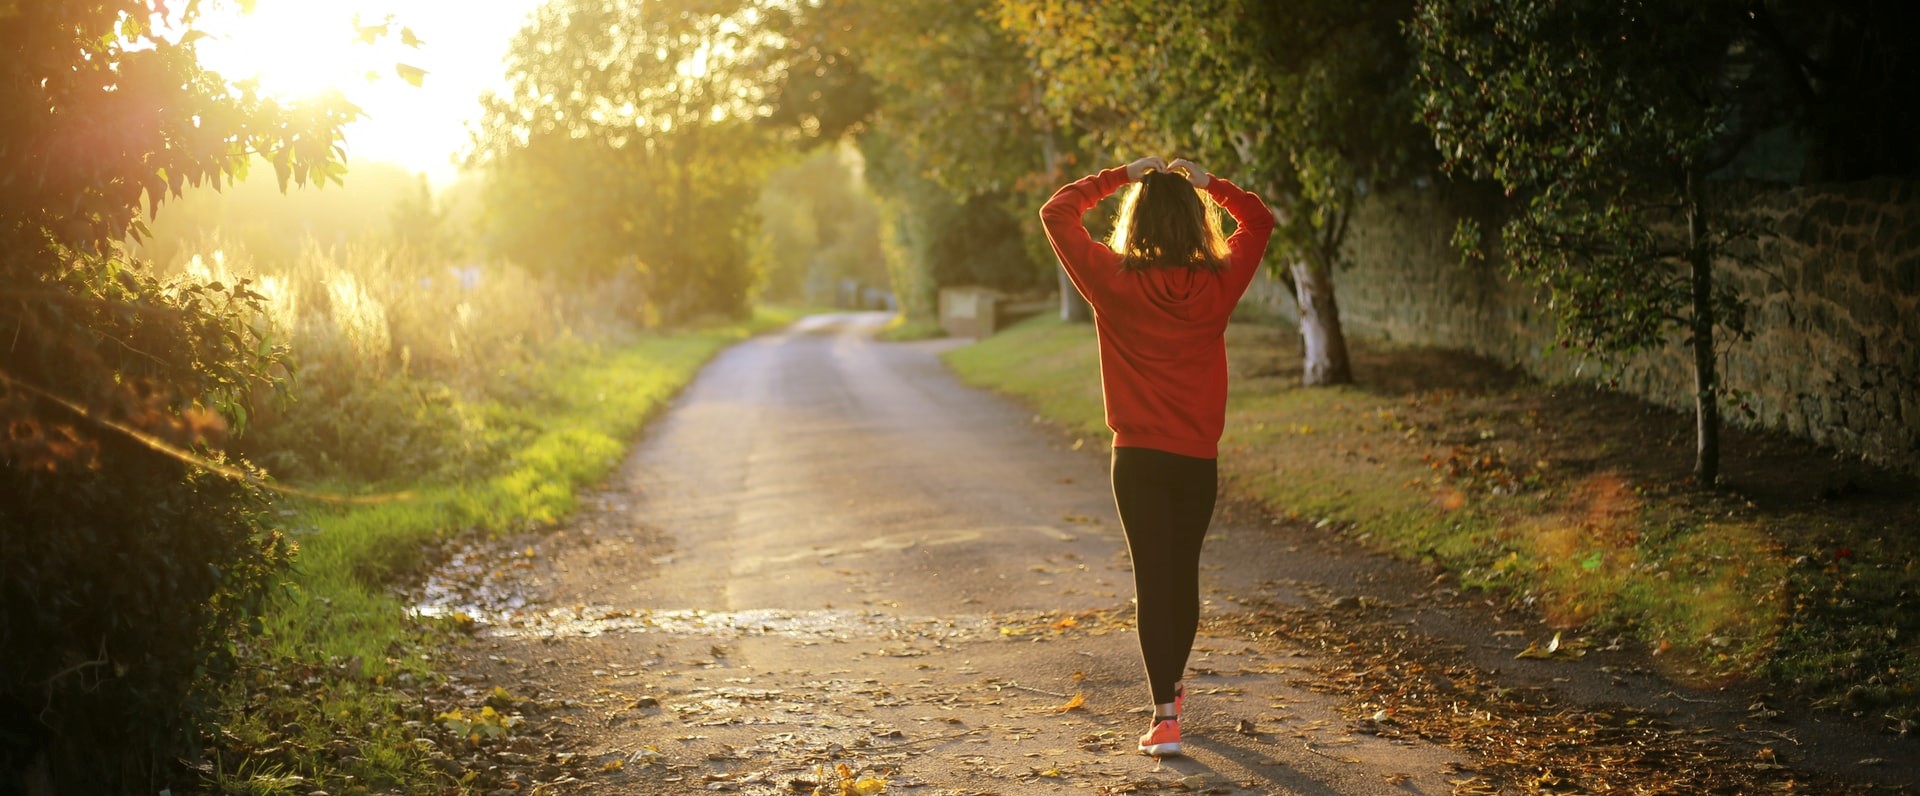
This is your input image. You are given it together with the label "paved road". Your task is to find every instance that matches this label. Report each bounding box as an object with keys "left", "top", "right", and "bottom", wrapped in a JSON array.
[
  {"left": 449, "top": 312, "right": 1468, "bottom": 795},
  {"left": 439, "top": 311, "right": 1919, "bottom": 794}
]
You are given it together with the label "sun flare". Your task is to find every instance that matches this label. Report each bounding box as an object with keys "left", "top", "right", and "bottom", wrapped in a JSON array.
[
  {"left": 189, "top": 0, "right": 545, "bottom": 185},
  {"left": 196, "top": 2, "right": 376, "bottom": 102}
]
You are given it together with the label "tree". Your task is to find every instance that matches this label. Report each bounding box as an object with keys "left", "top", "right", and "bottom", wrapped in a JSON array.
[
  {"left": 766, "top": 0, "right": 1091, "bottom": 321},
  {"left": 753, "top": 145, "right": 889, "bottom": 306},
  {"left": 849, "top": 0, "right": 1074, "bottom": 315},
  {"left": 998, "top": 0, "right": 1428, "bottom": 385},
  {"left": 472, "top": 0, "right": 778, "bottom": 322},
  {"left": 1409, "top": 0, "right": 1814, "bottom": 483},
  {"left": 136, "top": 159, "right": 433, "bottom": 268},
  {"left": 2, "top": 1, "right": 352, "bottom": 789}
]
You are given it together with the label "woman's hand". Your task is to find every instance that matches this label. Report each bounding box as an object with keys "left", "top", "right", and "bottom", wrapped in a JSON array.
[
  {"left": 1169, "top": 159, "right": 1210, "bottom": 188},
  {"left": 1126, "top": 156, "right": 1168, "bottom": 181}
]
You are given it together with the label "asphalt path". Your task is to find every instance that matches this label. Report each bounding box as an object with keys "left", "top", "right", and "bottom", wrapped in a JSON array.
[
  {"left": 448, "top": 312, "right": 1473, "bottom": 794},
  {"left": 439, "top": 311, "right": 1916, "bottom": 795}
]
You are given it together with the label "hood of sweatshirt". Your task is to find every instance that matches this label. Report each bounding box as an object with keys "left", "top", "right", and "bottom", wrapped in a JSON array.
[{"left": 1132, "top": 265, "right": 1220, "bottom": 324}]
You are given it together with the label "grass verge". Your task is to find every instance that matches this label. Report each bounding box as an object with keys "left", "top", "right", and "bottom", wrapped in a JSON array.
[
  {"left": 873, "top": 313, "right": 947, "bottom": 342},
  {"left": 204, "top": 308, "right": 804, "bottom": 795},
  {"left": 944, "top": 315, "right": 1920, "bottom": 734}
]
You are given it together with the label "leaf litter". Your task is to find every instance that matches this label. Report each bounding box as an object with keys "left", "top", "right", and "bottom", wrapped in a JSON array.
[
  {"left": 1204, "top": 585, "right": 1881, "bottom": 794},
  {"left": 418, "top": 494, "right": 1902, "bottom": 795}
]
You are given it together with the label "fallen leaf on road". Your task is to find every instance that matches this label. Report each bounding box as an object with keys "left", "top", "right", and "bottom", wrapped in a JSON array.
[
  {"left": 1057, "top": 693, "right": 1086, "bottom": 712},
  {"left": 1515, "top": 631, "right": 1587, "bottom": 660},
  {"left": 813, "top": 763, "right": 887, "bottom": 796}
]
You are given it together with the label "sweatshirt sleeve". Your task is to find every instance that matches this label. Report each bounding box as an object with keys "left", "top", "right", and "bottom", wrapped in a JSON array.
[
  {"left": 1040, "top": 167, "right": 1132, "bottom": 307},
  {"left": 1204, "top": 176, "right": 1276, "bottom": 301}
]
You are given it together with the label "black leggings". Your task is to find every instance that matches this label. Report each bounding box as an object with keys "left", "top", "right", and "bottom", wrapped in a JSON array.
[{"left": 1111, "top": 446, "right": 1218, "bottom": 705}]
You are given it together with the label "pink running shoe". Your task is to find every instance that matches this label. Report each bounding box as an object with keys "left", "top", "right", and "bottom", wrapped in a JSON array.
[{"left": 1137, "top": 718, "right": 1182, "bottom": 756}]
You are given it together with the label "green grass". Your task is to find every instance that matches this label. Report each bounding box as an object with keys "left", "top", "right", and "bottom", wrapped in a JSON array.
[
  {"left": 212, "top": 307, "right": 805, "bottom": 793},
  {"left": 873, "top": 313, "right": 948, "bottom": 342},
  {"left": 945, "top": 315, "right": 1918, "bottom": 725},
  {"left": 943, "top": 318, "right": 1101, "bottom": 433}
]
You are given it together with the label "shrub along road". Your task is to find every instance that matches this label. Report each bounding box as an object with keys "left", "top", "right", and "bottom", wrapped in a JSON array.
[{"left": 431, "top": 312, "right": 1913, "bottom": 795}]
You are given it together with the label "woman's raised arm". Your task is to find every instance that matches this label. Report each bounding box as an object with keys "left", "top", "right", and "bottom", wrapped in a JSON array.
[{"left": 1039, "top": 157, "right": 1163, "bottom": 305}]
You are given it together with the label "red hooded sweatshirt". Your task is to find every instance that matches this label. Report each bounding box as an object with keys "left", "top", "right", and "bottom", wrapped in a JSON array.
[{"left": 1039, "top": 167, "right": 1274, "bottom": 459}]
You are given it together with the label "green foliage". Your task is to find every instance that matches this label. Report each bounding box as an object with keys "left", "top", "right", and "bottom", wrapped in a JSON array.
[
  {"left": 767, "top": 0, "right": 1075, "bottom": 316},
  {"left": 844, "top": 0, "right": 1050, "bottom": 199},
  {"left": 0, "top": 3, "right": 354, "bottom": 789},
  {"left": 943, "top": 316, "right": 1104, "bottom": 433},
  {"left": 1411, "top": 0, "right": 1743, "bottom": 352},
  {"left": 0, "top": 3, "right": 356, "bottom": 258},
  {"left": 995, "top": 0, "right": 1421, "bottom": 379},
  {"left": 472, "top": 0, "right": 780, "bottom": 323},
  {"left": 208, "top": 312, "right": 791, "bottom": 793},
  {"left": 754, "top": 145, "right": 890, "bottom": 306},
  {"left": 135, "top": 160, "right": 442, "bottom": 269},
  {"left": 249, "top": 378, "right": 521, "bottom": 485},
  {"left": 997, "top": 0, "right": 1426, "bottom": 268},
  {"left": 857, "top": 128, "right": 1048, "bottom": 306},
  {"left": 1, "top": 445, "right": 294, "bottom": 792},
  {"left": 153, "top": 238, "right": 591, "bottom": 486},
  {"left": 758, "top": 0, "right": 880, "bottom": 146},
  {"left": 1407, "top": 0, "right": 1806, "bottom": 479},
  {"left": 874, "top": 314, "right": 947, "bottom": 342}
]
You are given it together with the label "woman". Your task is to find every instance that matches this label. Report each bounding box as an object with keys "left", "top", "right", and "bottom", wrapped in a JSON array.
[{"left": 1039, "top": 156, "right": 1274, "bottom": 756}]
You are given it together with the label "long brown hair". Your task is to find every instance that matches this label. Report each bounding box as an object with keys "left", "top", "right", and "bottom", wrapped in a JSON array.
[{"left": 1107, "top": 170, "right": 1229, "bottom": 271}]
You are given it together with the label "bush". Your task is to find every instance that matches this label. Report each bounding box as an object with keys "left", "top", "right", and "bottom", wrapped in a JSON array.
[
  {"left": 167, "top": 240, "right": 613, "bottom": 486},
  {"left": 244, "top": 378, "right": 525, "bottom": 485},
  {"left": 1, "top": 440, "right": 291, "bottom": 793},
  {"left": 0, "top": 243, "right": 299, "bottom": 794}
]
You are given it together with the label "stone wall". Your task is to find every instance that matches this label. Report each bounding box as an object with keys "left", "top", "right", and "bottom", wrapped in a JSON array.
[{"left": 1247, "top": 180, "right": 1920, "bottom": 471}]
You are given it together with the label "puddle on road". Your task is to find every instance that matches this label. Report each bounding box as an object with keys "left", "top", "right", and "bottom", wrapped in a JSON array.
[
  {"left": 410, "top": 540, "right": 990, "bottom": 641},
  {"left": 410, "top": 525, "right": 1088, "bottom": 642},
  {"left": 468, "top": 605, "right": 992, "bottom": 641},
  {"left": 411, "top": 539, "right": 535, "bottom": 622}
]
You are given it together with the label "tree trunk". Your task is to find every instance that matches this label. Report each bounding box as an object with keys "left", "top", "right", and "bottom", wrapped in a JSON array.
[
  {"left": 1243, "top": 180, "right": 1353, "bottom": 387},
  {"left": 1290, "top": 254, "right": 1353, "bottom": 385},
  {"left": 1685, "top": 173, "right": 1720, "bottom": 485},
  {"left": 1059, "top": 269, "right": 1092, "bottom": 322},
  {"left": 1039, "top": 128, "right": 1092, "bottom": 323}
]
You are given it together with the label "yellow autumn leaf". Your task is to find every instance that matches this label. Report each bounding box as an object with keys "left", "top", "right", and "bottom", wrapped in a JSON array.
[
  {"left": 1514, "top": 641, "right": 1551, "bottom": 659},
  {"left": 849, "top": 775, "right": 888, "bottom": 795},
  {"left": 395, "top": 62, "right": 427, "bottom": 87},
  {"left": 1058, "top": 692, "right": 1086, "bottom": 712}
]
